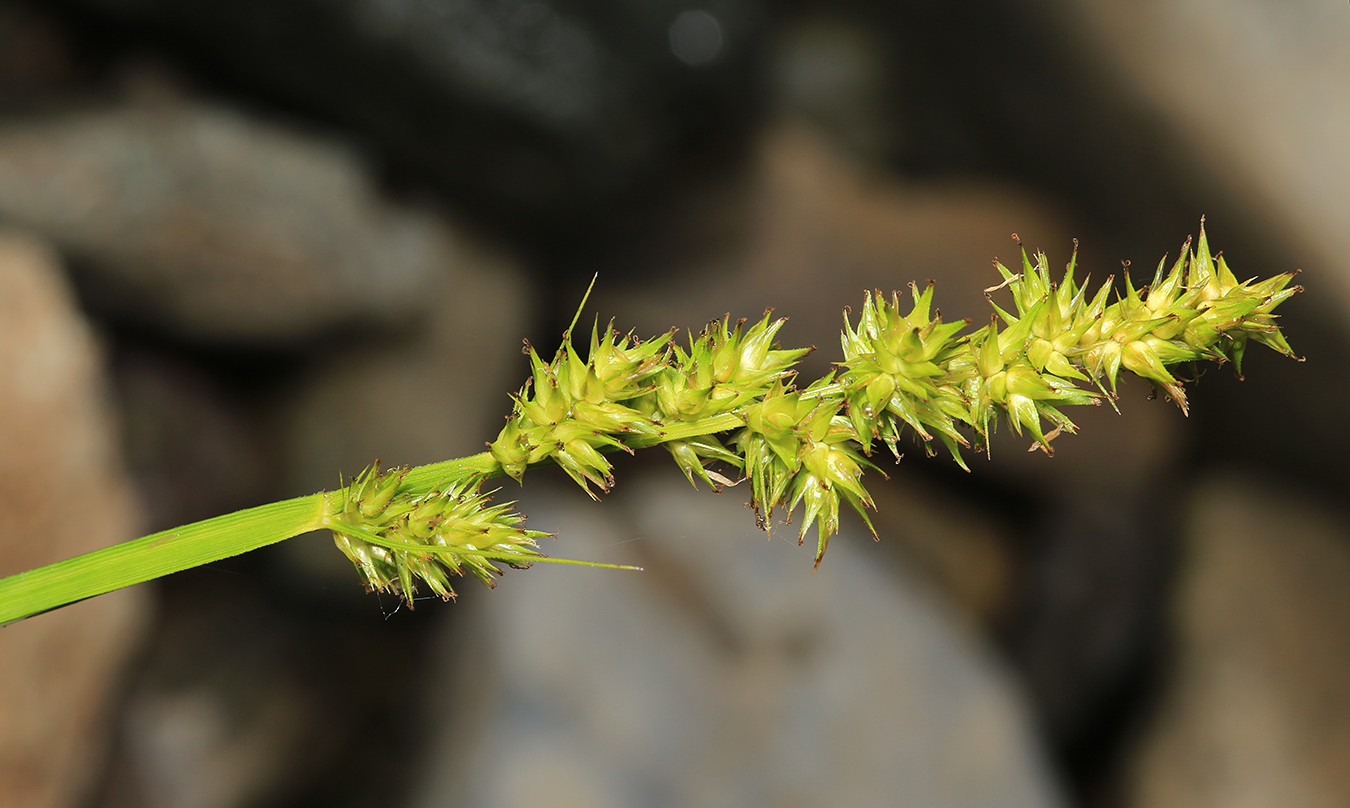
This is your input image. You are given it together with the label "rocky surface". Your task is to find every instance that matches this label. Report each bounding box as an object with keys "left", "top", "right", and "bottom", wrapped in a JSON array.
[
  {"left": 1124, "top": 471, "right": 1350, "bottom": 808},
  {"left": 41, "top": 0, "right": 762, "bottom": 236},
  {"left": 413, "top": 473, "right": 1067, "bottom": 808},
  {"left": 1050, "top": 0, "right": 1350, "bottom": 312},
  {"left": 0, "top": 93, "right": 451, "bottom": 342},
  {"left": 0, "top": 231, "right": 149, "bottom": 808}
]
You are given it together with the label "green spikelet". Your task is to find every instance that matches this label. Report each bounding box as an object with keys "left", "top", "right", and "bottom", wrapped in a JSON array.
[
  {"left": 649, "top": 312, "right": 810, "bottom": 489},
  {"left": 326, "top": 462, "right": 549, "bottom": 604},
  {"left": 458, "top": 222, "right": 1303, "bottom": 574},
  {"left": 838, "top": 282, "right": 972, "bottom": 467},
  {"left": 488, "top": 320, "right": 671, "bottom": 497},
  {"left": 1074, "top": 220, "right": 1302, "bottom": 410},
  {"left": 733, "top": 378, "right": 881, "bottom": 567},
  {"left": 485, "top": 220, "right": 1300, "bottom": 572}
]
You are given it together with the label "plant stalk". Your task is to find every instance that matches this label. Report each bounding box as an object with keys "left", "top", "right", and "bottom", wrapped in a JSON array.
[
  {"left": 0, "top": 494, "right": 327, "bottom": 626},
  {"left": 0, "top": 413, "right": 748, "bottom": 626}
]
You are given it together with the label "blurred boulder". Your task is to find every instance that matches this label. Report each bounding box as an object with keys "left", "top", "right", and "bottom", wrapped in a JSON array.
[
  {"left": 1050, "top": 0, "right": 1350, "bottom": 313},
  {"left": 282, "top": 228, "right": 530, "bottom": 491},
  {"left": 0, "top": 230, "right": 149, "bottom": 808},
  {"left": 413, "top": 473, "right": 1067, "bottom": 808},
  {"left": 43, "top": 0, "right": 762, "bottom": 239},
  {"left": 1124, "top": 471, "right": 1350, "bottom": 808},
  {"left": 0, "top": 91, "right": 451, "bottom": 342}
]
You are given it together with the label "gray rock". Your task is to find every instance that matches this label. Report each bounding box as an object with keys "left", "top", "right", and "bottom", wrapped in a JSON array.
[
  {"left": 0, "top": 95, "right": 451, "bottom": 341},
  {"left": 0, "top": 230, "right": 149, "bottom": 807},
  {"left": 411, "top": 472, "right": 1066, "bottom": 808},
  {"left": 1048, "top": 0, "right": 1350, "bottom": 314},
  {"left": 1124, "top": 471, "right": 1350, "bottom": 808}
]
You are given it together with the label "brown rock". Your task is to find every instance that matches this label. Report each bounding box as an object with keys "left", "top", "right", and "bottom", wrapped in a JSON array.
[
  {"left": 1049, "top": 0, "right": 1350, "bottom": 313},
  {"left": 1125, "top": 471, "right": 1350, "bottom": 808},
  {"left": 0, "top": 232, "right": 149, "bottom": 807}
]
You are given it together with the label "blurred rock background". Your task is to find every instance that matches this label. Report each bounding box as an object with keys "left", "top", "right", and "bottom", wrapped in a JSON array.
[{"left": 1, "top": 1, "right": 1347, "bottom": 806}]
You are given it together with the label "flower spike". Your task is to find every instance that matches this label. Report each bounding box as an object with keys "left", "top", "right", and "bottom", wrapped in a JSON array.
[
  {"left": 0, "top": 222, "right": 1302, "bottom": 626},
  {"left": 327, "top": 462, "right": 550, "bottom": 604},
  {"left": 384, "top": 222, "right": 1304, "bottom": 584}
]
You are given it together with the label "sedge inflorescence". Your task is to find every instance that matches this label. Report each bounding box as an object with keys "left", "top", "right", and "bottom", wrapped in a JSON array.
[
  {"left": 327, "top": 223, "right": 1301, "bottom": 603},
  {"left": 325, "top": 463, "right": 549, "bottom": 603}
]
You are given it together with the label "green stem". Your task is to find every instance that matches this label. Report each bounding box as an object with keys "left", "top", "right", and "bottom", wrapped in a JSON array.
[
  {"left": 400, "top": 452, "right": 501, "bottom": 491},
  {"left": 0, "top": 493, "right": 328, "bottom": 626},
  {"left": 629, "top": 412, "right": 745, "bottom": 448},
  {"left": 402, "top": 411, "right": 751, "bottom": 490},
  {"left": 0, "top": 410, "right": 750, "bottom": 626}
]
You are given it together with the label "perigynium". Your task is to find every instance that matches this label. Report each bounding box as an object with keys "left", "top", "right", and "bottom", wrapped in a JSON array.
[{"left": 0, "top": 221, "right": 1303, "bottom": 623}]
